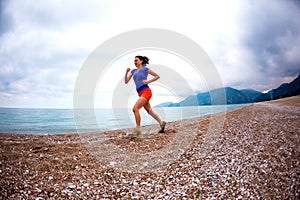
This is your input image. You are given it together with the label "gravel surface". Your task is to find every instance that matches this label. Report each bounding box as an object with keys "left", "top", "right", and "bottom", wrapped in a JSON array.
[{"left": 0, "top": 96, "right": 299, "bottom": 199}]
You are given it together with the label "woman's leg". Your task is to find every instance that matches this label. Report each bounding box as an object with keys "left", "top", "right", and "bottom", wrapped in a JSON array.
[
  {"left": 144, "top": 101, "right": 166, "bottom": 133},
  {"left": 143, "top": 101, "right": 162, "bottom": 125},
  {"left": 132, "top": 97, "right": 148, "bottom": 131}
]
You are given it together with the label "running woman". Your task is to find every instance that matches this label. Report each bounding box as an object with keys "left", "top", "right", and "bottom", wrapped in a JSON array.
[{"left": 124, "top": 55, "right": 166, "bottom": 136}]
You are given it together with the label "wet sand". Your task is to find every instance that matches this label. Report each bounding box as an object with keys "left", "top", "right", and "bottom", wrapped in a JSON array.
[{"left": 0, "top": 96, "right": 299, "bottom": 199}]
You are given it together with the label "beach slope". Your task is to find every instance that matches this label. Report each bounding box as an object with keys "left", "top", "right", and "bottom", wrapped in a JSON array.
[{"left": 0, "top": 96, "right": 299, "bottom": 199}]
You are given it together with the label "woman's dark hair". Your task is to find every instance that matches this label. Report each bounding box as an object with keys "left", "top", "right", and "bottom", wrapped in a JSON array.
[{"left": 135, "top": 55, "right": 149, "bottom": 65}]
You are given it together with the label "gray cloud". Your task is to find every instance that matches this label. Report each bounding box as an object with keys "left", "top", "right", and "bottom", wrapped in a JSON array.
[
  {"left": 0, "top": 0, "right": 14, "bottom": 35},
  {"left": 1, "top": 0, "right": 300, "bottom": 108},
  {"left": 0, "top": 0, "right": 116, "bottom": 107},
  {"left": 1, "top": 0, "right": 113, "bottom": 34},
  {"left": 241, "top": 1, "right": 300, "bottom": 73},
  {"left": 217, "top": 0, "right": 300, "bottom": 91}
]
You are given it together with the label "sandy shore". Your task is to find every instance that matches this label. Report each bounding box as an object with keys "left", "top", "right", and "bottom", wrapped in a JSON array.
[{"left": 0, "top": 96, "right": 299, "bottom": 199}]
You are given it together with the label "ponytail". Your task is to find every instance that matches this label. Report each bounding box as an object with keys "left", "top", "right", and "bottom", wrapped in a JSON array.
[{"left": 135, "top": 55, "right": 149, "bottom": 65}]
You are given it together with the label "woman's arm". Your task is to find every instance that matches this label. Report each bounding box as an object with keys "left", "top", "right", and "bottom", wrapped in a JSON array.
[
  {"left": 124, "top": 68, "right": 132, "bottom": 84},
  {"left": 143, "top": 69, "right": 160, "bottom": 84}
]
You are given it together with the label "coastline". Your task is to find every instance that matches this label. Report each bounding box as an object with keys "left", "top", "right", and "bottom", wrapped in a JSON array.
[
  {"left": 0, "top": 96, "right": 299, "bottom": 199},
  {"left": 0, "top": 104, "right": 245, "bottom": 135}
]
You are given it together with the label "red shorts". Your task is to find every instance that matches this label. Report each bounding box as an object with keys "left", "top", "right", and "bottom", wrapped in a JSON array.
[{"left": 138, "top": 88, "right": 152, "bottom": 100}]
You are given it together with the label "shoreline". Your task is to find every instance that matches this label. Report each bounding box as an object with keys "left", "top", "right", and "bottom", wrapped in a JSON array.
[
  {"left": 0, "top": 103, "right": 246, "bottom": 136},
  {"left": 1, "top": 96, "right": 299, "bottom": 199}
]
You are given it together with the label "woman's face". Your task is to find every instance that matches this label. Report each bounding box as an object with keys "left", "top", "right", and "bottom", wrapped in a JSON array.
[{"left": 134, "top": 57, "right": 143, "bottom": 67}]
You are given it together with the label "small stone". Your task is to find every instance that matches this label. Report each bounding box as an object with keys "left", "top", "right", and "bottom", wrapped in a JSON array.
[
  {"left": 62, "top": 189, "right": 71, "bottom": 194},
  {"left": 133, "top": 181, "right": 138, "bottom": 186},
  {"left": 36, "top": 188, "right": 42, "bottom": 193},
  {"left": 110, "top": 161, "right": 117, "bottom": 166},
  {"left": 67, "top": 183, "right": 76, "bottom": 189},
  {"left": 83, "top": 183, "right": 89, "bottom": 187}
]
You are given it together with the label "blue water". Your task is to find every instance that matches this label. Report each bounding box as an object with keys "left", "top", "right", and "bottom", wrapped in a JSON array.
[{"left": 0, "top": 105, "right": 245, "bottom": 135}]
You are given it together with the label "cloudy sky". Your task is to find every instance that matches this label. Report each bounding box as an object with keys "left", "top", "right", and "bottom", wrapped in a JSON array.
[{"left": 1, "top": 0, "right": 300, "bottom": 108}]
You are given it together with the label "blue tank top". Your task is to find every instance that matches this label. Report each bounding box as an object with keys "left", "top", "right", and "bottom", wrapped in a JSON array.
[{"left": 132, "top": 67, "right": 149, "bottom": 92}]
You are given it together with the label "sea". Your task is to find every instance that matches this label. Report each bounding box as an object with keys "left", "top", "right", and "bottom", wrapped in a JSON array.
[{"left": 0, "top": 104, "right": 246, "bottom": 135}]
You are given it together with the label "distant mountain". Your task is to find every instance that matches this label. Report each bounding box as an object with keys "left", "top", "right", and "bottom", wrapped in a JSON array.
[
  {"left": 156, "top": 102, "right": 180, "bottom": 107},
  {"left": 156, "top": 87, "right": 262, "bottom": 107},
  {"left": 240, "top": 89, "right": 262, "bottom": 102},
  {"left": 156, "top": 74, "right": 300, "bottom": 107},
  {"left": 222, "top": 87, "right": 252, "bottom": 104},
  {"left": 254, "top": 74, "right": 300, "bottom": 102}
]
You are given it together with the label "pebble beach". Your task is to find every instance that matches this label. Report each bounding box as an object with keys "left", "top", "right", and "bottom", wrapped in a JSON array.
[{"left": 0, "top": 96, "right": 299, "bottom": 199}]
